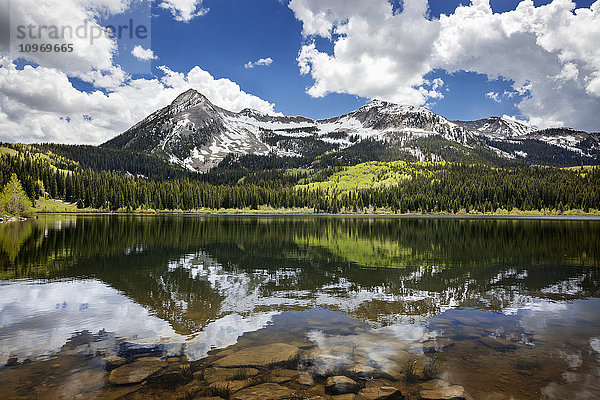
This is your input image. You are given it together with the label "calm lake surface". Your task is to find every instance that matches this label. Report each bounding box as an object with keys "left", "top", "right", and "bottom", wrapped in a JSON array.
[{"left": 1, "top": 215, "right": 599, "bottom": 399}]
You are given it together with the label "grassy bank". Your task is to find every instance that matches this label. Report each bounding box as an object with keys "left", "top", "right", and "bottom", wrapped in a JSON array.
[{"left": 31, "top": 198, "right": 600, "bottom": 217}]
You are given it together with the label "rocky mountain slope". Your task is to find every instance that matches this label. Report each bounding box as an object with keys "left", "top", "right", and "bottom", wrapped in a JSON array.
[
  {"left": 454, "top": 116, "right": 536, "bottom": 138},
  {"left": 103, "top": 89, "right": 600, "bottom": 170}
]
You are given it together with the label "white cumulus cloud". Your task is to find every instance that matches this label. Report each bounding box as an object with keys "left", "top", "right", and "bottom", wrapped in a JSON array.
[
  {"left": 290, "top": 0, "right": 600, "bottom": 131},
  {"left": 244, "top": 57, "right": 274, "bottom": 69},
  {"left": 292, "top": 0, "right": 440, "bottom": 105},
  {"left": 2, "top": 0, "right": 208, "bottom": 86},
  {"left": 5, "top": 0, "right": 124, "bottom": 88},
  {"left": 486, "top": 92, "right": 501, "bottom": 103},
  {"left": 0, "top": 0, "right": 278, "bottom": 145},
  {"left": 159, "top": 0, "right": 208, "bottom": 22},
  {"left": 131, "top": 45, "right": 157, "bottom": 60},
  {"left": 0, "top": 58, "right": 279, "bottom": 145}
]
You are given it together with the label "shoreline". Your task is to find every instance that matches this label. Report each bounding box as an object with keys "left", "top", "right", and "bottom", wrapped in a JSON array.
[{"left": 31, "top": 211, "right": 600, "bottom": 220}]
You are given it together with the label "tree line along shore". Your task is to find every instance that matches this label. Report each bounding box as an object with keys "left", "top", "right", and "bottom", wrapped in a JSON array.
[{"left": 1, "top": 144, "right": 599, "bottom": 217}]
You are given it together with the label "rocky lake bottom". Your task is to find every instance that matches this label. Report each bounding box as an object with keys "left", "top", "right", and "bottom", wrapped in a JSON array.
[{"left": 2, "top": 306, "right": 600, "bottom": 400}]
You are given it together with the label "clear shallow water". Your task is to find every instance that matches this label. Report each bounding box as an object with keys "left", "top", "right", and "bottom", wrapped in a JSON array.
[{"left": 0, "top": 215, "right": 599, "bottom": 399}]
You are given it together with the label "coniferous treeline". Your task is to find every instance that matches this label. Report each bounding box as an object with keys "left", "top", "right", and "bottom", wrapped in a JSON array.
[
  {"left": 2, "top": 146, "right": 599, "bottom": 213},
  {"left": 214, "top": 153, "right": 309, "bottom": 173},
  {"left": 483, "top": 138, "right": 600, "bottom": 166},
  {"left": 334, "top": 163, "right": 600, "bottom": 213},
  {"left": 3, "top": 143, "right": 197, "bottom": 181}
]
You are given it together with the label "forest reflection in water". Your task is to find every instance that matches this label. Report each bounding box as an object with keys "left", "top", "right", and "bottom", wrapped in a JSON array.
[{"left": 0, "top": 215, "right": 599, "bottom": 399}]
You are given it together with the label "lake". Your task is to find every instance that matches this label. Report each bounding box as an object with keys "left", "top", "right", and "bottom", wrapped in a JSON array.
[{"left": 1, "top": 215, "right": 599, "bottom": 399}]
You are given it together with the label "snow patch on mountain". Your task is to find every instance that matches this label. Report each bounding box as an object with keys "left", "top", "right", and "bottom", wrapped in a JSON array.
[
  {"left": 137, "top": 95, "right": 477, "bottom": 171},
  {"left": 104, "top": 90, "right": 599, "bottom": 170},
  {"left": 455, "top": 116, "right": 536, "bottom": 139}
]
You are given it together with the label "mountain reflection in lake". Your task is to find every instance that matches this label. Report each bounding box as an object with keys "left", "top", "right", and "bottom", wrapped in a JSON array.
[{"left": 0, "top": 215, "right": 599, "bottom": 399}]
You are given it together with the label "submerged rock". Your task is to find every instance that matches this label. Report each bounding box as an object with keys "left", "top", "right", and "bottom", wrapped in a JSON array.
[
  {"left": 298, "top": 371, "right": 315, "bottom": 386},
  {"left": 307, "top": 383, "right": 327, "bottom": 397},
  {"left": 230, "top": 383, "right": 294, "bottom": 400},
  {"left": 103, "top": 355, "right": 126, "bottom": 370},
  {"left": 208, "top": 378, "right": 254, "bottom": 393},
  {"left": 356, "top": 385, "right": 402, "bottom": 400},
  {"left": 420, "top": 379, "right": 466, "bottom": 400},
  {"left": 213, "top": 343, "right": 299, "bottom": 368},
  {"left": 421, "top": 338, "right": 454, "bottom": 353},
  {"left": 118, "top": 342, "right": 166, "bottom": 358},
  {"left": 332, "top": 394, "right": 356, "bottom": 400},
  {"left": 108, "top": 357, "right": 167, "bottom": 385},
  {"left": 268, "top": 369, "right": 299, "bottom": 383},
  {"left": 5, "top": 356, "right": 18, "bottom": 367},
  {"left": 149, "top": 363, "right": 192, "bottom": 385},
  {"left": 350, "top": 364, "right": 378, "bottom": 378},
  {"left": 202, "top": 367, "right": 260, "bottom": 383},
  {"left": 325, "top": 376, "right": 360, "bottom": 394},
  {"left": 195, "top": 397, "right": 226, "bottom": 400},
  {"left": 479, "top": 336, "right": 518, "bottom": 350},
  {"left": 453, "top": 316, "right": 477, "bottom": 325}
]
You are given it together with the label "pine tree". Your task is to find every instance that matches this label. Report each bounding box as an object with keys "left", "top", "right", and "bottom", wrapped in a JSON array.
[{"left": 0, "top": 174, "right": 33, "bottom": 217}]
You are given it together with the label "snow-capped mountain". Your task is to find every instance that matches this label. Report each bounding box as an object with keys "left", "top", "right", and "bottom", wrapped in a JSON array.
[
  {"left": 454, "top": 117, "right": 600, "bottom": 162},
  {"left": 321, "top": 100, "right": 473, "bottom": 144},
  {"left": 454, "top": 116, "right": 536, "bottom": 138},
  {"left": 103, "top": 89, "right": 599, "bottom": 170},
  {"left": 527, "top": 128, "right": 600, "bottom": 158},
  {"left": 103, "top": 90, "right": 478, "bottom": 171}
]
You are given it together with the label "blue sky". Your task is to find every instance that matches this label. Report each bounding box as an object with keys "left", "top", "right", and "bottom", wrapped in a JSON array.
[
  {"left": 138, "top": 0, "right": 527, "bottom": 120},
  {"left": 2, "top": 0, "right": 599, "bottom": 144},
  {"left": 114, "top": 0, "right": 596, "bottom": 121},
  {"left": 67, "top": 0, "right": 593, "bottom": 120}
]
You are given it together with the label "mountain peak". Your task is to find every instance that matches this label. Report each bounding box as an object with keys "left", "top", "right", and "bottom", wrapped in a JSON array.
[
  {"left": 359, "top": 99, "right": 432, "bottom": 117},
  {"left": 363, "top": 99, "right": 397, "bottom": 109},
  {"left": 367, "top": 98, "right": 388, "bottom": 105},
  {"left": 454, "top": 115, "right": 535, "bottom": 138},
  {"left": 171, "top": 89, "right": 210, "bottom": 108},
  {"left": 239, "top": 108, "right": 268, "bottom": 117}
]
